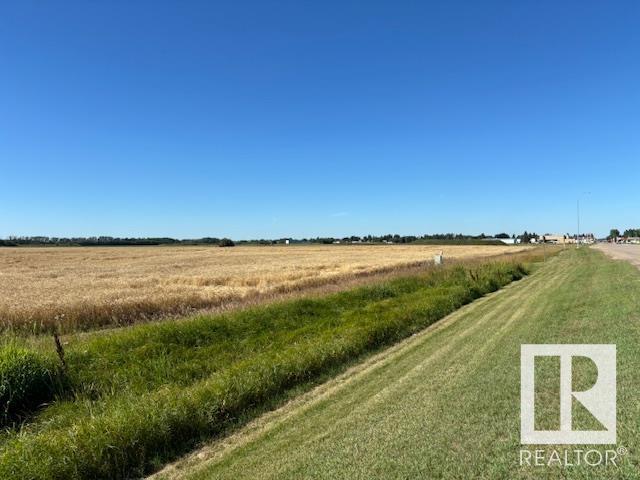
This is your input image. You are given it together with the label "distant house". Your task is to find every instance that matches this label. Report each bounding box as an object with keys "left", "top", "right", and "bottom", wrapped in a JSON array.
[
  {"left": 541, "top": 235, "right": 561, "bottom": 244},
  {"left": 541, "top": 234, "right": 574, "bottom": 245},
  {"left": 621, "top": 237, "right": 640, "bottom": 244},
  {"left": 579, "top": 234, "right": 595, "bottom": 245}
]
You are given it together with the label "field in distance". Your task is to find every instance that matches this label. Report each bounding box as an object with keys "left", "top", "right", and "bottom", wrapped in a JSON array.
[{"left": 0, "top": 244, "right": 529, "bottom": 333}]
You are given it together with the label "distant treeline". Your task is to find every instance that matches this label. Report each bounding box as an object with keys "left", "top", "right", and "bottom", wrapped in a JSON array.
[
  {"left": 0, "top": 236, "right": 225, "bottom": 247},
  {"left": 608, "top": 228, "right": 640, "bottom": 239},
  {"left": 0, "top": 233, "right": 524, "bottom": 247},
  {"left": 301, "top": 233, "right": 499, "bottom": 245}
]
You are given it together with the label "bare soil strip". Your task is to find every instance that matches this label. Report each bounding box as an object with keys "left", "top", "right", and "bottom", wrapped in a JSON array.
[{"left": 593, "top": 243, "right": 640, "bottom": 269}]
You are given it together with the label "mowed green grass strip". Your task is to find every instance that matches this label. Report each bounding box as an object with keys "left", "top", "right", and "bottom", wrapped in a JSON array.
[
  {"left": 169, "top": 248, "right": 640, "bottom": 480},
  {"left": 0, "top": 253, "right": 539, "bottom": 479}
]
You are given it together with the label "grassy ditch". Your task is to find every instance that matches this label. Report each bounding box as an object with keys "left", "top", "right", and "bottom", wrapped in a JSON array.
[
  {"left": 0, "top": 344, "right": 62, "bottom": 427},
  {"left": 0, "top": 250, "right": 552, "bottom": 479},
  {"left": 172, "top": 247, "right": 640, "bottom": 480}
]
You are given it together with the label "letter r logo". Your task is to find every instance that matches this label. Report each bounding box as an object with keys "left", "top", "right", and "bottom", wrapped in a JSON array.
[{"left": 520, "top": 344, "right": 616, "bottom": 444}]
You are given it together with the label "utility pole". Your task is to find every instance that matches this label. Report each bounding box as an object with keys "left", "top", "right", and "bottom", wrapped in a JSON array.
[
  {"left": 576, "top": 192, "right": 590, "bottom": 249},
  {"left": 577, "top": 199, "right": 580, "bottom": 249}
]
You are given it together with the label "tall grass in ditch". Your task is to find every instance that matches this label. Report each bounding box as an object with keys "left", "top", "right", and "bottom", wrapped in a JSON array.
[
  {"left": 0, "top": 344, "right": 62, "bottom": 426},
  {"left": 0, "top": 252, "right": 553, "bottom": 479}
]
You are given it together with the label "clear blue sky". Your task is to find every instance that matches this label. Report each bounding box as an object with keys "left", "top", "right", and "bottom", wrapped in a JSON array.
[{"left": 1, "top": 1, "right": 638, "bottom": 239}]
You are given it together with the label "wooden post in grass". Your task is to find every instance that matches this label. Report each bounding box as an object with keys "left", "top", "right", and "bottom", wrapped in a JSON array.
[
  {"left": 53, "top": 331, "right": 67, "bottom": 373},
  {"left": 52, "top": 315, "right": 67, "bottom": 374}
]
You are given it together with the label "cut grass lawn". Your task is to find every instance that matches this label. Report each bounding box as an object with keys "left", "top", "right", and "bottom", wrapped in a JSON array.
[
  {"left": 159, "top": 248, "right": 640, "bottom": 480},
  {"left": 0, "top": 251, "right": 544, "bottom": 479}
]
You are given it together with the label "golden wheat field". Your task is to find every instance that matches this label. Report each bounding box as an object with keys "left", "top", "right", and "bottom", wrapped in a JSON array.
[{"left": 0, "top": 244, "right": 529, "bottom": 332}]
